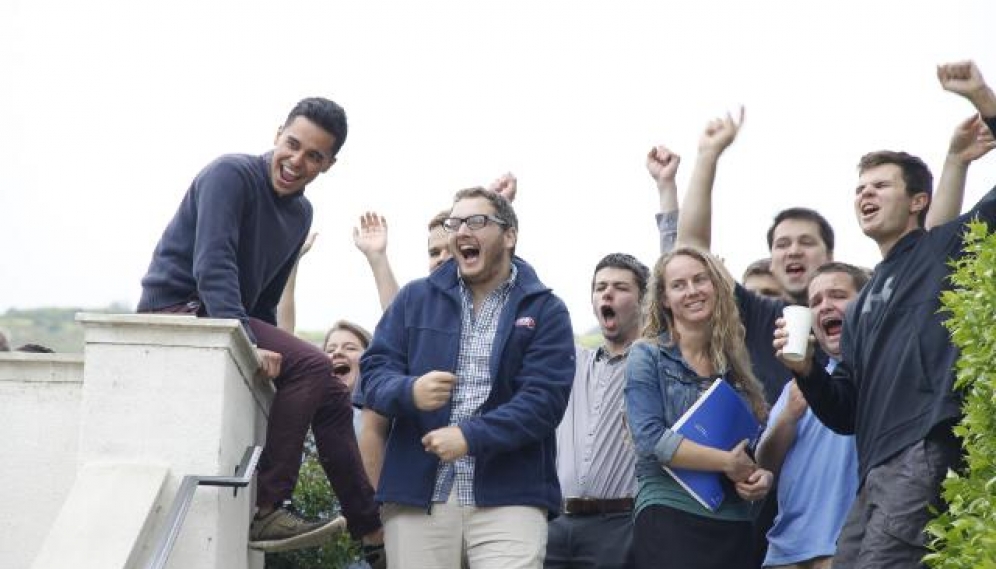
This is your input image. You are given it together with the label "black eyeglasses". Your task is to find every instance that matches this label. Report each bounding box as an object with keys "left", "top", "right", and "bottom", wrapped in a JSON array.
[{"left": 442, "top": 214, "right": 508, "bottom": 233}]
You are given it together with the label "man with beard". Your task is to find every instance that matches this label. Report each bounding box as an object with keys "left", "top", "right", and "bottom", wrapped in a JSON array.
[{"left": 361, "top": 187, "right": 575, "bottom": 569}]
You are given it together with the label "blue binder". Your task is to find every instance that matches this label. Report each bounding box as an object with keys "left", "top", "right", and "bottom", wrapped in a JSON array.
[{"left": 662, "top": 377, "right": 763, "bottom": 512}]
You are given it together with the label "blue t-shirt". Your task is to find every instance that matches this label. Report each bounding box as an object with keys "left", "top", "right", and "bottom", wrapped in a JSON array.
[{"left": 764, "top": 360, "right": 859, "bottom": 566}]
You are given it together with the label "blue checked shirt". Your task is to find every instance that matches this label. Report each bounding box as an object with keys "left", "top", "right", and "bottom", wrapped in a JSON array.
[{"left": 431, "top": 265, "right": 518, "bottom": 505}]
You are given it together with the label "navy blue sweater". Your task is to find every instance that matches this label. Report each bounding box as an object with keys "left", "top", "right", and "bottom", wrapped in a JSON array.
[
  {"left": 138, "top": 153, "right": 312, "bottom": 343},
  {"left": 796, "top": 116, "right": 996, "bottom": 483}
]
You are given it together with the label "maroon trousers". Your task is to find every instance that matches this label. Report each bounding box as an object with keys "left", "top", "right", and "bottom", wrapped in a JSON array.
[
  {"left": 146, "top": 303, "right": 380, "bottom": 539},
  {"left": 248, "top": 318, "right": 380, "bottom": 539}
]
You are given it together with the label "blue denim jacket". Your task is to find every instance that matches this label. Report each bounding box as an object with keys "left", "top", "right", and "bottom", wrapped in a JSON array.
[{"left": 625, "top": 333, "right": 757, "bottom": 479}]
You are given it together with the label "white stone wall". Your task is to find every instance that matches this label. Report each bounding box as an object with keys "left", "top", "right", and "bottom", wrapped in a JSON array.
[
  {"left": 4, "top": 314, "right": 271, "bottom": 569},
  {"left": 0, "top": 353, "right": 84, "bottom": 569}
]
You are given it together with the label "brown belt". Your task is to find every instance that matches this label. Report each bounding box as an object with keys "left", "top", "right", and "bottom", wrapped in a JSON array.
[{"left": 562, "top": 497, "right": 634, "bottom": 516}]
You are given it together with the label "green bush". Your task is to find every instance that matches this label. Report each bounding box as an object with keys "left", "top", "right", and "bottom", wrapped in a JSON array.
[
  {"left": 266, "top": 433, "right": 363, "bottom": 569},
  {"left": 925, "top": 221, "right": 996, "bottom": 569}
]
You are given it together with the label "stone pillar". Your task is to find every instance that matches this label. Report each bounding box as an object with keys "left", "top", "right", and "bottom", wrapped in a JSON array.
[{"left": 35, "top": 313, "right": 273, "bottom": 569}]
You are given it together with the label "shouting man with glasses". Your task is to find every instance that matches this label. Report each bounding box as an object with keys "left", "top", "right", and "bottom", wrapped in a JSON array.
[{"left": 360, "top": 187, "right": 576, "bottom": 569}]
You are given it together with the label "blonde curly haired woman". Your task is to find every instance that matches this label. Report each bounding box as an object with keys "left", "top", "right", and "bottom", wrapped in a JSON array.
[{"left": 625, "top": 246, "right": 772, "bottom": 569}]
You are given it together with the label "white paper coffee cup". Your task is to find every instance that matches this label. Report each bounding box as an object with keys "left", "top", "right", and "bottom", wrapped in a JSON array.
[{"left": 781, "top": 305, "right": 813, "bottom": 362}]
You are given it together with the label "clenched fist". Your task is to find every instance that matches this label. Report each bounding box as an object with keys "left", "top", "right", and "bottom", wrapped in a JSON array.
[{"left": 413, "top": 370, "right": 458, "bottom": 411}]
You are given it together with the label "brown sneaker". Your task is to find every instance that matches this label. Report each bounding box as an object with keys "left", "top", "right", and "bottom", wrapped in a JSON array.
[
  {"left": 248, "top": 508, "right": 347, "bottom": 553},
  {"left": 362, "top": 542, "right": 386, "bottom": 569}
]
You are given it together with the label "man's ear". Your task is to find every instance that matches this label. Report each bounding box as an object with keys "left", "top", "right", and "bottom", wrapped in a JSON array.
[
  {"left": 321, "top": 156, "right": 337, "bottom": 173},
  {"left": 911, "top": 192, "right": 930, "bottom": 216},
  {"left": 273, "top": 125, "right": 284, "bottom": 146},
  {"left": 504, "top": 226, "right": 518, "bottom": 251}
]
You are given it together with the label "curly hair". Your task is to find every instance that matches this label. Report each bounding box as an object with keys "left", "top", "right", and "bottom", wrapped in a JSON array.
[{"left": 644, "top": 246, "right": 768, "bottom": 422}]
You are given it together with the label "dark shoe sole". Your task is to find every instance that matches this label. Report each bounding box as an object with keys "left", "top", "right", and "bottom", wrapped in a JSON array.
[{"left": 248, "top": 516, "right": 347, "bottom": 553}]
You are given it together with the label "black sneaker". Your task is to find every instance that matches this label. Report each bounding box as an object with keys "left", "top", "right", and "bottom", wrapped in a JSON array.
[{"left": 248, "top": 508, "right": 347, "bottom": 552}]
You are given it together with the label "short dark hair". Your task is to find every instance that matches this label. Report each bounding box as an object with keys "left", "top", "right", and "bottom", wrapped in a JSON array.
[
  {"left": 591, "top": 253, "right": 651, "bottom": 301},
  {"left": 766, "top": 207, "right": 835, "bottom": 254},
  {"left": 857, "top": 151, "right": 933, "bottom": 228},
  {"left": 742, "top": 257, "right": 773, "bottom": 281},
  {"left": 811, "top": 261, "right": 871, "bottom": 293},
  {"left": 284, "top": 97, "right": 348, "bottom": 157},
  {"left": 15, "top": 343, "right": 55, "bottom": 353}
]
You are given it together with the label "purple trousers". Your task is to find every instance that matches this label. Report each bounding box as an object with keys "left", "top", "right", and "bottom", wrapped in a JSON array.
[
  {"left": 147, "top": 304, "right": 380, "bottom": 539},
  {"left": 248, "top": 318, "right": 380, "bottom": 539}
]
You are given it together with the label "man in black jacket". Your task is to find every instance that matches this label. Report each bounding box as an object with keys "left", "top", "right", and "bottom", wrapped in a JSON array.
[{"left": 774, "top": 60, "right": 996, "bottom": 568}]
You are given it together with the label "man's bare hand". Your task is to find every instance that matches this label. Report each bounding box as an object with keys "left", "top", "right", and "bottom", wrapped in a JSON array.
[
  {"left": 698, "top": 106, "right": 745, "bottom": 158},
  {"left": 735, "top": 468, "right": 773, "bottom": 502},
  {"left": 412, "top": 371, "right": 457, "bottom": 411},
  {"left": 773, "top": 317, "right": 815, "bottom": 377},
  {"left": 948, "top": 114, "right": 996, "bottom": 166},
  {"left": 937, "top": 61, "right": 988, "bottom": 100},
  {"left": 723, "top": 439, "right": 757, "bottom": 484},
  {"left": 487, "top": 172, "right": 518, "bottom": 203},
  {"left": 256, "top": 348, "right": 282, "bottom": 379},
  {"left": 353, "top": 212, "right": 389, "bottom": 257},
  {"left": 646, "top": 145, "right": 681, "bottom": 186},
  {"left": 938, "top": 60, "right": 996, "bottom": 116},
  {"left": 421, "top": 426, "right": 469, "bottom": 461}
]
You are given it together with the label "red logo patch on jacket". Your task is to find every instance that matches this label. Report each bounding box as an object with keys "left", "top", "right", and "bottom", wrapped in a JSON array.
[{"left": 514, "top": 316, "right": 536, "bottom": 329}]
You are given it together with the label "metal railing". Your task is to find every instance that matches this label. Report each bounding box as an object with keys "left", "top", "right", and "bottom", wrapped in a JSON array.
[{"left": 144, "top": 445, "right": 262, "bottom": 569}]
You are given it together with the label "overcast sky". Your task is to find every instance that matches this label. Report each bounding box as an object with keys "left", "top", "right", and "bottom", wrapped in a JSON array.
[{"left": 2, "top": 0, "right": 995, "bottom": 337}]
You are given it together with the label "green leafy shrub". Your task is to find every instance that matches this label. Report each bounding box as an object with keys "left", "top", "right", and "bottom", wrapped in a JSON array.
[
  {"left": 266, "top": 433, "right": 363, "bottom": 569},
  {"left": 925, "top": 221, "right": 996, "bottom": 569}
]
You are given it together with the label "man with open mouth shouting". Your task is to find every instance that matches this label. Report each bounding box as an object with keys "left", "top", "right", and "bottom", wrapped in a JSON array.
[
  {"left": 361, "top": 187, "right": 575, "bottom": 569},
  {"left": 775, "top": 60, "right": 996, "bottom": 568},
  {"left": 757, "top": 262, "right": 868, "bottom": 569},
  {"left": 137, "top": 97, "right": 383, "bottom": 559},
  {"left": 546, "top": 144, "right": 678, "bottom": 569}
]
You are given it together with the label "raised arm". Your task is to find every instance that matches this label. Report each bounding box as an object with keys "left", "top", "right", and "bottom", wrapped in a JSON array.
[
  {"left": 676, "top": 107, "right": 745, "bottom": 250},
  {"left": 929, "top": 115, "right": 996, "bottom": 229},
  {"left": 276, "top": 232, "right": 317, "bottom": 333},
  {"left": 647, "top": 145, "right": 681, "bottom": 254},
  {"left": 353, "top": 211, "right": 401, "bottom": 312},
  {"left": 938, "top": 60, "right": 996, "bottom": 118},
  {"left": 487, "top": 172, "right": 518, "bottom": 203}
]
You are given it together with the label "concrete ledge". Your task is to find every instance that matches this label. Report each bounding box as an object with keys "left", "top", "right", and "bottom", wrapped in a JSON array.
[
  {"left": 31, "top": 461, "right": 169, "bottom": 569},
  {"left": 76, "top": 313, "right": 261, "bottom": 385},
  {"left": 0, "top": 352, "right": 84, "bottom": 383}
]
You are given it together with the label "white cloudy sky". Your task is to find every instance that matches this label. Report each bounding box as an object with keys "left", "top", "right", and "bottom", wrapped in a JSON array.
[{"left": 2, "top": 0, "right": 995, "bottom": 336}]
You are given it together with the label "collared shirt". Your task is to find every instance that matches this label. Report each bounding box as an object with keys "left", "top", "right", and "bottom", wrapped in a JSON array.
[
  {"left": 556, "top": 344, "right": 637, "bottom": 500},
  {"left": 432, "top": 265, "right": 518, "bottom": 505}
]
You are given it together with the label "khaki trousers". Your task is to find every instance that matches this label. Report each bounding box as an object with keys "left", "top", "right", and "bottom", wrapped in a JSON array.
[{"left": 383, "top": 490, "right": 547, "bottom": 569}]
